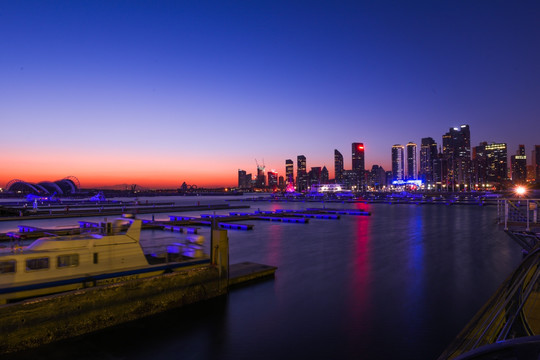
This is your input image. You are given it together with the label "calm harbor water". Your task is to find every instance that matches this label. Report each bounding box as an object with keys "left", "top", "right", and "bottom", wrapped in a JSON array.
[{"left": 2, "top": 195, "right": 524, "bottom": 360}]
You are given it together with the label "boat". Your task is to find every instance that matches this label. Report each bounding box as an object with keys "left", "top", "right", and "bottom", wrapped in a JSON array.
[{"left": 0, "top": 215, "right": 209, "bottom": 304}]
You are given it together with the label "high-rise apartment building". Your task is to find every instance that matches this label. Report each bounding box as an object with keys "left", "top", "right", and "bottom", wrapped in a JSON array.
[
  {"left": 309, "top": 167, "right": 322, "bottom": 186},
  {"left": 510, "top": 145, "right": 527, "bottom": 184},
  {"left": 321, "top": 166, "right": 329, "bottom": 184},
  {"left": 342, "top": 170, "right": 359, "bottom": 190},
  {"left": 237, "top": 169, "right": 250, "bottom": 189},
  {"left": 267, "top": 170, "right": 278, "bottom": 189},
  {"left": 297, "top": 155, "right": 307, "bottom": 191},
  {"left": 473, "top": 142, "right": 489, "bottom": 187},
  {"left": 474, "top": 142, "right": 507, "bottom": 187},
  {"left": 369, "top": 165, "right": 386, "bottom": 189},
  {"left": 334, "top": 149, "right": 344, "bottom": 184},
  {"left": 256, "top": 163, "right": 266, "bottom": 188},
  {"left": 486, "top": 143, "right": 508, "bottom": 184},
  {"left": 285, "top": 159, "right": 294, "bottom": 186},
  {"left": 443, "top": 125, "right": 471, "bottom": 189},
  {"left": 352, "top": 143, "right": 365, "bottom": 186},
  {"left": 406, "top": 142, "right": 417, "bottom": 180},
  {"left": 419, "top": 137, "right": 438, "bottom": 185},
  {"left": 392, "top": 144, "right": 404, "bottom": 181}
]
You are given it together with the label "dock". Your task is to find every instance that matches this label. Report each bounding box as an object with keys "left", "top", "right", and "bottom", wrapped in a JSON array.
[
  {"left": 0, "top": 206, "right": 370, "bottom": 242},
  {"left": 0, "top": 228, "right": 276, "bottom": 355},
  {"left": 0, "top": 203, "right": 251, "bottom": 221},
  {"left": 229, "top": 262, "right": 278, "bottom": 286}
]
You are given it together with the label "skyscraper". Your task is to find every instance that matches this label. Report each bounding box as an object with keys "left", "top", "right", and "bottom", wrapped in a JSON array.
[
  {"left": 297, "top": 155, "right": 307, "bottom": 191},
  {"left": 392, "top": 144, "right": 404, "bottom": 181},
  {"left": 309, "top": 167, "right": 322, "bottom": 186},
  {"left": 487, "top": 143, "right": 507, "bottom": 184},
  {"left": 419, "top": 137, "right": 438, "bottom": 185},
  {"left": 511, "top": 145, "right": 527, "bottom": 184},
  {"left": 334, "top": 149, "right": 344, "bottom": 184},
  {"left": 352, "top": 143, "right": 365, "bottom": 187},
  {"left": 443, "top": 125, "right": 471, "bottom": 190},
  {"left": 256, "top": 163, "right": 266, "bottom": 188},
  {"left": 473, "top": 142, "right": 489, "bottom": 187},
  {"left": 267, "top": 170, "right": 278, "bottom": 189},
  {"left": 369, "top": 165, "right": 386, "bottom": 189},
  {"left": 238, "top": 169, "right": 248, "bottom": 189},
  {"left": 406, "top": 142, "right": 417, "bottom": 180},
  {"left": 285, "top": 159, "right": 294, "bottom": 186},
  {"left": 321, "top": 166, "right": 329, "bottom": 184}
]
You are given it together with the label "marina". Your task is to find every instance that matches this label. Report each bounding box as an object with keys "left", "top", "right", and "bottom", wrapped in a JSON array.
[{"left": 0, "top": 195, "right": 538, "bottom": 359}]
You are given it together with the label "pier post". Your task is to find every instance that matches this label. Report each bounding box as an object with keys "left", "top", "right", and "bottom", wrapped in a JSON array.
[
  {"left": 211, "top": 229, "right": 229, "bottom": 291},
  {"left": 527, "top": 200, "right": 530, "bottom": 231},
  {"left": 504, "top": 200, "right": 509, "bottom": 230}
]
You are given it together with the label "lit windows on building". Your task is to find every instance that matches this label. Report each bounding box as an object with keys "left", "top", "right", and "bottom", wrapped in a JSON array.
[
  {"left": 392, "top": 144, "right": 404, "bottom": 181},
  {"left": 406, "top": 142, "right": 417, "bottom": 180}
]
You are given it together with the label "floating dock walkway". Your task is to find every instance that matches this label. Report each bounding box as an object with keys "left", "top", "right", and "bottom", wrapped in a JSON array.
[{"left": 0, "top": 207, "right": 370, "bottom": 242}]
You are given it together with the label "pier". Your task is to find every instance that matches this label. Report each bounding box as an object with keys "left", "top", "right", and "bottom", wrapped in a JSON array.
[
  {"left": 0, "top": 226, "right": 276, "bottom": 355},
  {"left": 440, "top": 198, "right": 540, "bottom": 359},
  {"left": 0, "top": 202, "right": 251, "bottom": 221},
  {"left": 0, "top": 207, "right": 368, "bottom": 242}
]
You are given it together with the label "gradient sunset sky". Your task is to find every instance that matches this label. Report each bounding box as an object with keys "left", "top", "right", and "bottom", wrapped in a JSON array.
[{"left": 1, "top": 1, "right": 539, "bottom": 189}]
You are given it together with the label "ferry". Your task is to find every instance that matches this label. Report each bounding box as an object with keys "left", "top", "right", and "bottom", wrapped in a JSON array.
[{"left": 0, "top": 216, "right": 209, "bottom": 304}]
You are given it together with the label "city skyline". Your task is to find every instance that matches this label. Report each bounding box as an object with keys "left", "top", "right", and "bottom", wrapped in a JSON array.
[{"left": 2, "top": 1, "right": 539, "bottom": 188}]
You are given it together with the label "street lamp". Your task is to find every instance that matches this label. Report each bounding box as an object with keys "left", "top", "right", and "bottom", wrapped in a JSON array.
[{"left": 515, "top": 186, "right": 527, "bottom": 197}]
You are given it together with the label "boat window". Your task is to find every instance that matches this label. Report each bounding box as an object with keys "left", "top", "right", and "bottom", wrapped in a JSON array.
[
  {"left": 0, "top": 260, "right": 16, "bottom": 274},
  {"left": 57, "top": 254, "right": 79, "bottom": 268},
  {"left": 26, "top": 257, "right": 50, "bottom": 271}
]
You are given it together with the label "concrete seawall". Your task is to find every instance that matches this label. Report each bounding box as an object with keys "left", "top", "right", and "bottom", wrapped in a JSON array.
[
  {"left": 0, "top": 264, "right": 226, "bottom": 354},
  {"left": 0, "top": 228, "right": 275, "bottom": 355}
]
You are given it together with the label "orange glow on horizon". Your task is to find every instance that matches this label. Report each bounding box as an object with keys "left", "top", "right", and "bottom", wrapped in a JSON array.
[{"left": 0, "top": 173, "right": 237, "bottom": 190}]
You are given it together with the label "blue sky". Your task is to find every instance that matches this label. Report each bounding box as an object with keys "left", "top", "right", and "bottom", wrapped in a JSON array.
[{"left": 1, "top": 1, "right": 539, "bottom": 187}]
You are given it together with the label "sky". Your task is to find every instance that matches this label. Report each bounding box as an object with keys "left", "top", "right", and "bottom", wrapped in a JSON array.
[{"left": 1, "top": 1, "right": 539, "bottom": 189}]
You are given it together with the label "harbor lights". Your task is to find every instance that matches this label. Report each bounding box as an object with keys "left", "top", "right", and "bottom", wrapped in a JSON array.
[{"left": 515, "top": 186, "right": 527, "bottom": 197}]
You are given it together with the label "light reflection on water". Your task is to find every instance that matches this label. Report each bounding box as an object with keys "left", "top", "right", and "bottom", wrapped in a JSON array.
[{"left": 1, "top": 196, "right": 525, "bottom": 360}]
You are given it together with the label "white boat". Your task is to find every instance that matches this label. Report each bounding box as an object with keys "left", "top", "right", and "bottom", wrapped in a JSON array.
[{"left": 0, "top": 216, "right": 209, "bottom": 304}]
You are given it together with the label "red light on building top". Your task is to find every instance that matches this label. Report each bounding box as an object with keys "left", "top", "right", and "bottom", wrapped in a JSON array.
[{"left": 358, "top": 145, "right": 364, "bottom": 150}]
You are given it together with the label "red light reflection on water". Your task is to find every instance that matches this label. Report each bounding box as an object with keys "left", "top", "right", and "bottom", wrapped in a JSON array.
[
  {"left": 346, "top": 202, "right": 373, "bottom": 346},
  {"left": 266, "top": 222, "right": 282, "bottom": 265}
]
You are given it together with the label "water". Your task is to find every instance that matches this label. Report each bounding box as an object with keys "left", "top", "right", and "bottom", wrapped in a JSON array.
[{"left": 2, "top": 196, "right": 523, "bottom": 360}]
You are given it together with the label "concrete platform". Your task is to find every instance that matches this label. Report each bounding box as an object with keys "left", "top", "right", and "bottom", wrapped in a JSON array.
[{"left": 229, "top": 261, "right": 277, "bottom": 286}]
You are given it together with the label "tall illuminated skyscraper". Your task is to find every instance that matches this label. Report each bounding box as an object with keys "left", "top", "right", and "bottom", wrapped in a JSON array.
[
  {"left": 256, "top": 163, "right": 266, "bottom": 188},
  {"left": 285, "top": 159, "right": 294, "bottom": 186},
  {"left": 443, "top": 125, "right": 471, "bottom": 189},
  {"left": 238, "top": 169, "right": 249, "bottom": 189},
  {"left": 406, "top": 142, "right": 417, "bottom": 180},
  {"left": 267, "top": 170, "right": 278, "bottom": 189},
  {"left": 352, "top": 143, "right": 365, "bottom": 174},
  {"left": 392, "top": 144, "right": 404, "bottom": 181},
  {"left": 334, "top": 149, "right": 344, "bottom": 183},
  {"left": 420, "top": 137, "right": 438, "bottom": 185},
  {"left": 352, "top": 143, "right": 365, "bottom": 186},
  {"left": 511, "top": 145, "right": 527, "bottom": 184},
  {"left": 474, "top": 142, "right": 507, "bottom": 187},
  {"left": 297, "top": 155, "right": 307, "bottom": 191}
]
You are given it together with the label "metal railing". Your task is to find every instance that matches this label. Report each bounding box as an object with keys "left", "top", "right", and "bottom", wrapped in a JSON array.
[
  {"left": 498, "top": 198, "right": 540, "bottom": 232},
  {"left": 439, "top": 248, "right": 540, "bottom": 359}
]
